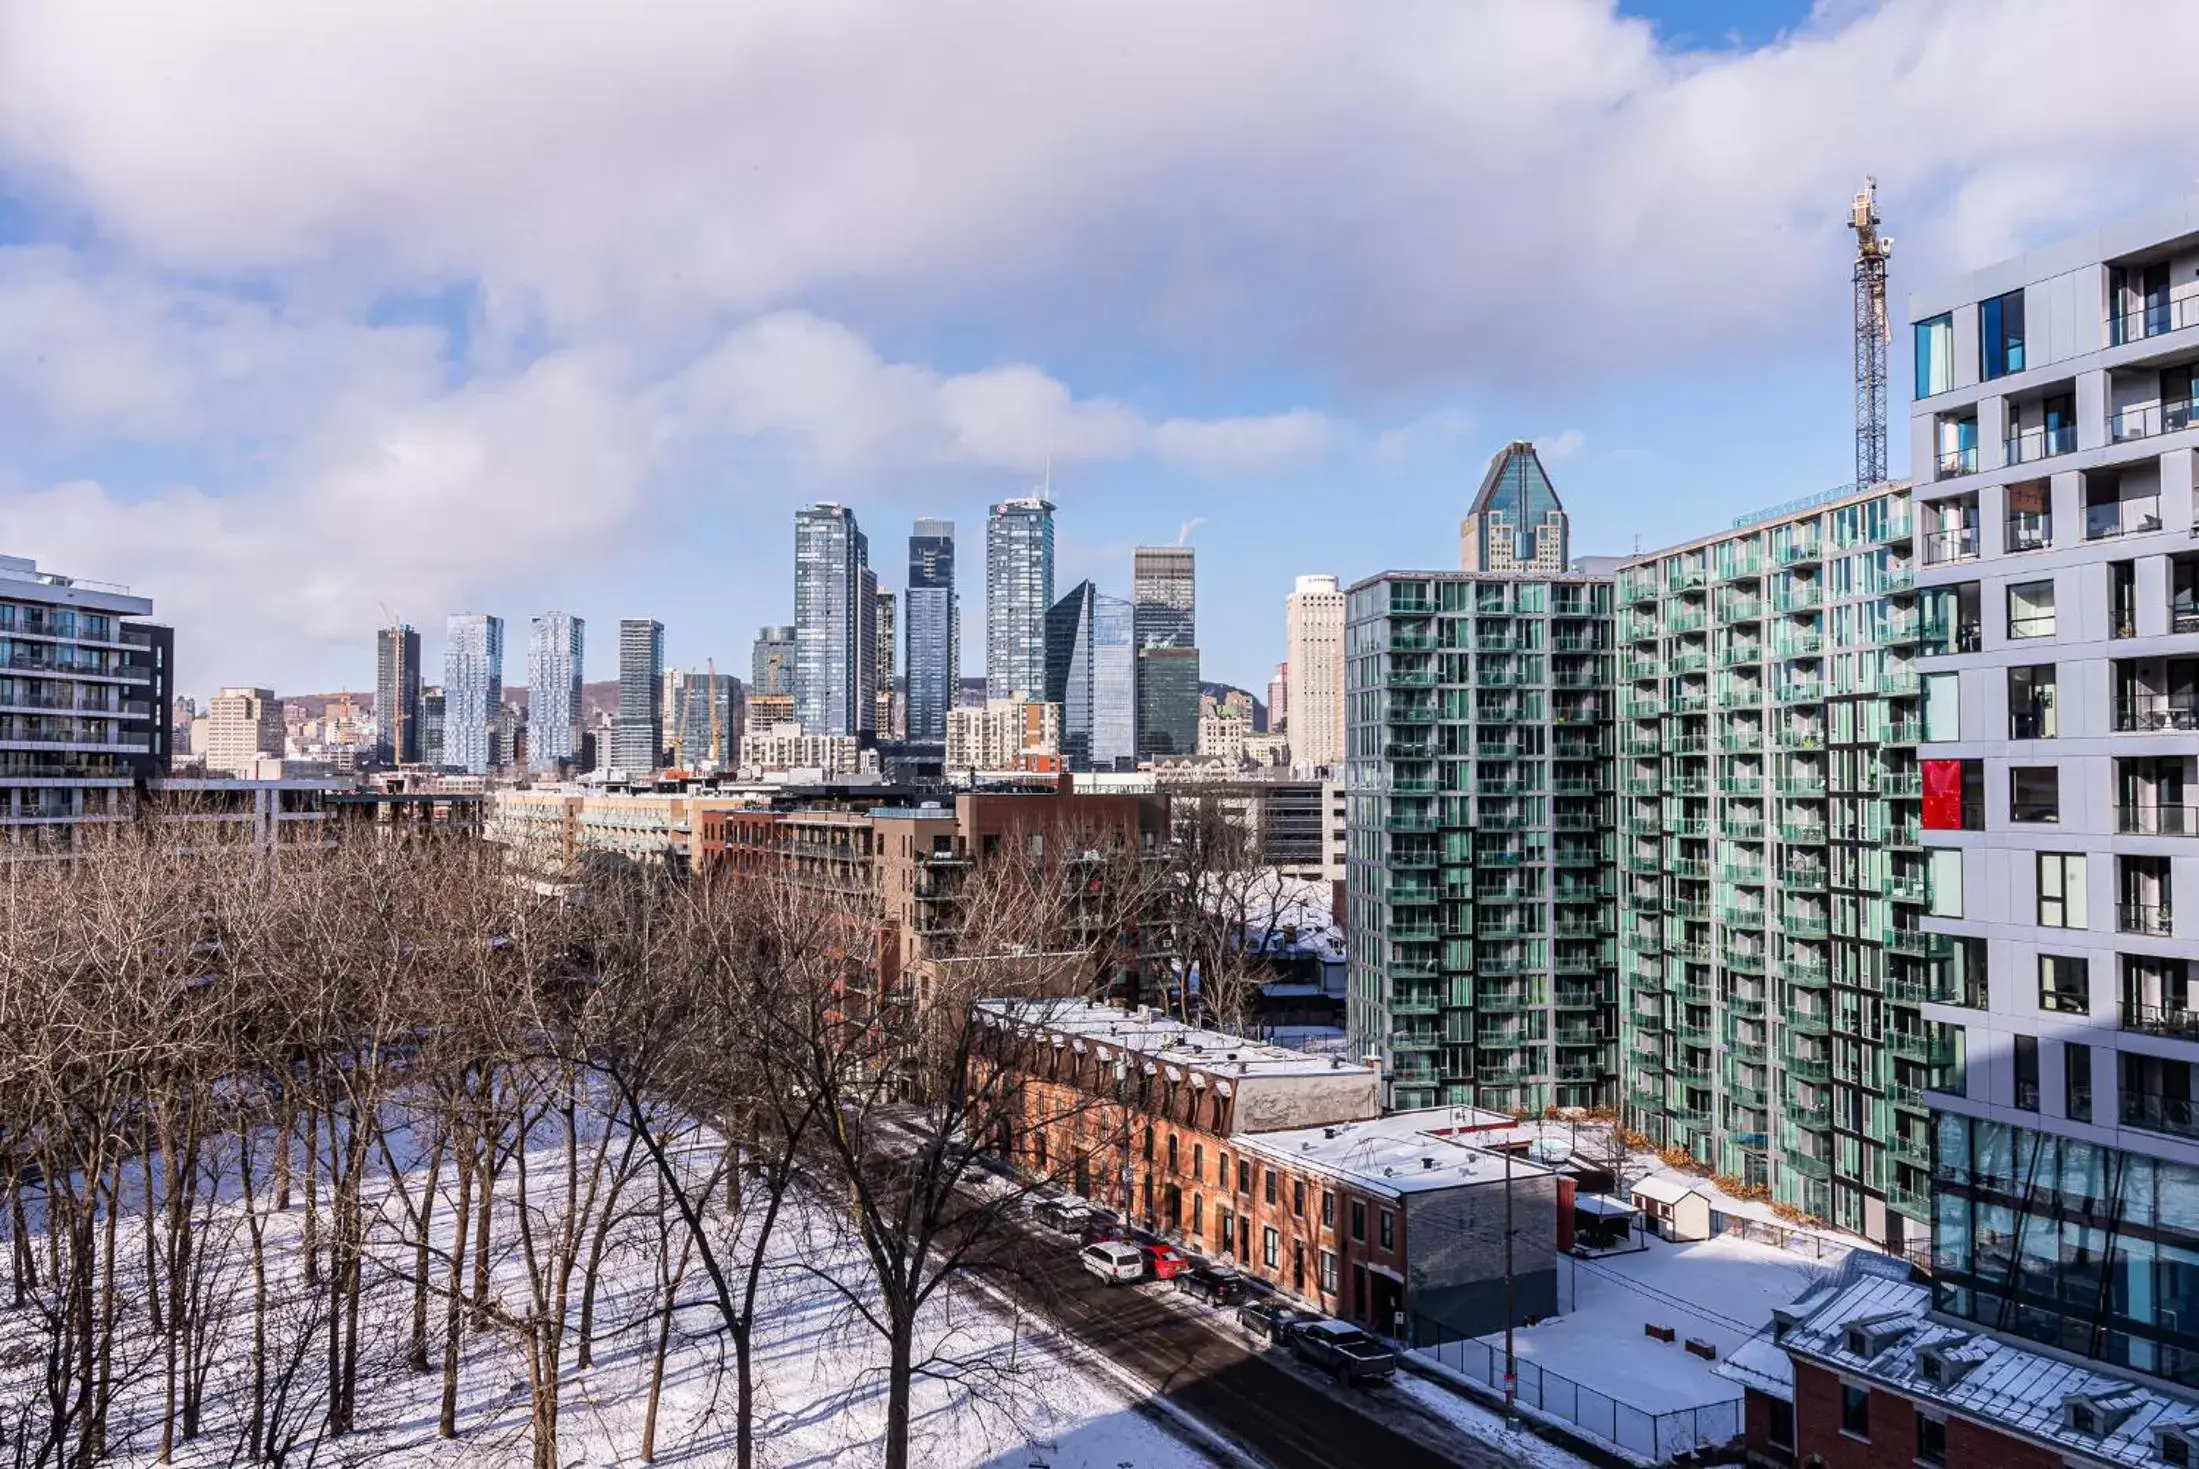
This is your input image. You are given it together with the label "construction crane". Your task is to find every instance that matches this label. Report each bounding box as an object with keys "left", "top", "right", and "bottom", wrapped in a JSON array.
[
  {"left": 378, "top": 600, "right": 408, "bottom": 761},
  {"left": 706, "top": 657, "right": 722, "bottom": 765},
  {"left": 1851, "top": 177, "right": 1894, "bottom": 488}
]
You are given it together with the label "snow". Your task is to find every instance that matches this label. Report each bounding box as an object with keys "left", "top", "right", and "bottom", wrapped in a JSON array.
[
  {"left": 0, "top": 1121, "right": 1217, "bottom": 1469},
  {"left": 1504, "top": 1233, "right": 1840, "bottom": 1411},
  {"left": 1387, "top": 1372, "right": 1596, "bottom": 1469}
]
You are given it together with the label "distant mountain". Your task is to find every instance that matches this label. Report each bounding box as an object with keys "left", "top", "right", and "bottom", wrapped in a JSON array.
[
  {"left": 1202, "top": 681, "right": 1268, "bottom": 731},
  {"left": 283, "top": 680, "right": 626, "bottom": 720}
]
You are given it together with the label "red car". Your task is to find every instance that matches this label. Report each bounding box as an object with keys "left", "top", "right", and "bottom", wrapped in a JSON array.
[{"left": 1141, "top": 1243, "right": 1190, "bottom": 1280}]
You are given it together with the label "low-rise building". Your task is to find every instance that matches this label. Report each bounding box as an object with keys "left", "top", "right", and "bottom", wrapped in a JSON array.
[
  {"left": 738, "top": 720, "right": 877, "bottom": 778},
  {"left": 946, "top": 698, "right": 1061, "bottom": 772}
]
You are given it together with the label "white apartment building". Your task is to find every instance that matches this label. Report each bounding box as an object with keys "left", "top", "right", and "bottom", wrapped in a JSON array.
[
  {"left": 737, "top": 721, "right": 878, "bottom": 779},
  {"left": 203, "top": 686, "right": 286, "bottom": 778},
  {"left": 1285, "top": 574, "right": 1345, "bottom": 770},
  {"left": 945, "top": 698, "right": 1060, "bottom": 771}
]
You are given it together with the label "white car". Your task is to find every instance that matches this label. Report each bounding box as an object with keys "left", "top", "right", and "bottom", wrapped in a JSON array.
[{"left": 1078, "top": 1240, "right": 1148, "bottom": 1285}]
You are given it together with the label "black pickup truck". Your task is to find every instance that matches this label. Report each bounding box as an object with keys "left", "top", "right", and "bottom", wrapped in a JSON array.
[{"left": 1287, "top": 1318, "right": 1400, "bottom": 1385}]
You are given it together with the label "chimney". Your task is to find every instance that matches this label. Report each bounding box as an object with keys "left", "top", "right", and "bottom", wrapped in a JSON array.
[
  {"left": 1057, "top": 769, "right": 1075, "bottom": 797},
  {"left": 1421, "top": 1157, "right": 1436, "bottom": 1170}
]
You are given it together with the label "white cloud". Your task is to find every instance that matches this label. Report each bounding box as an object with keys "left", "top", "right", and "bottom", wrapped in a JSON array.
[
  {"left": 1539, "top": 429, "right": 1586, "bottom": 462},
  {"left": 1372, "top": 408, "right": 1476, "bottom": 465},
  {"left": 1151, "top": 411, "right": 1335, "bottom": 475}
]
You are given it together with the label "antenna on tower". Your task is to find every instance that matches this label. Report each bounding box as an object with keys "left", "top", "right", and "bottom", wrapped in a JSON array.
[{"left": 1851, "top": 177, "right": 1894, "bottom": 487}]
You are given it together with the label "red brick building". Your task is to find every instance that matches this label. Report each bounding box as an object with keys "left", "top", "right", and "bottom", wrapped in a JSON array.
[{"left": 1722, "top": 1267, "right": 2199, "bottom": 1469}]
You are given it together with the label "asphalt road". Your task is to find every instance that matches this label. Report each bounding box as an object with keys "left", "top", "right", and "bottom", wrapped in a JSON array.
[{"left": 989, "top": 1226, "right": 1510, "bottom": 1469}]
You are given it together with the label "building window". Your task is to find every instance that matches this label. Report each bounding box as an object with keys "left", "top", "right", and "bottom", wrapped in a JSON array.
[
  {"left": 1915, "top": 313, "right": 1954, "bottom": 398},
  {"left": 1841, "top": 1382, "right": 1871, "bottom": 1438},
  {"left": 1351, "top": 1200, "right": 1367, "bottom": 1242},
  {"left": 2038, "top": 853, "right": 2088, "bottom": 929},
  {"left": 1293, "top": 1179, "right": 1305, "bottom": 1218},
  {"left": 1142, "top": 1125, "right": 1154, "bottom": 1161},
  {"left": 2010, "top": 765, "right": 2059, "bottom": 823},
  {"left": 2014, "top": 1034, "right": 2039, "bottom": 1111},
  {"left": 1929, "top": 849, "right": 1965, "bottom": 919},
  {"left": 1263, "top": 1226, "right": 1279, "bottom": 1269},
  {"left": 1981, "top": 290, "right": 2025, "bottom": 380},
  {"left": 1220, "top": 1210, "right": 1235, "bottom": 1254},
  {"left": 1923, "top": 759, "right": 1983, "bottom": 831},
  {"left": 1320, "top": 1249, "right": 1339, "bottom": 1294},
  {"left": 2040, "top": 954, "right": 2089, "bottom": 1014},
  {"left": 1166, "top": 1134, "right": 1177, "bottom": 1172},
  {"left": 1922, "top": 671, "right": 1961, "bottom": 741},
  {"left": 1238, "top": 1159, "right": 1250, "bottom": 1194},
  {"left": 1378, "top": 1209, "right": 1395, "bottom": 1251},
  {"left": 1264, "top": 1169, "right": 1278, "bottom": 1206},
  {"left": 1767, "top": 1399, "right": 1795, "bottom": 1451},
  {"left": 2009, "top": 666, "right": 2056, "bottom": 740},
  {"left": 1194, "top": 1143, "right": 1204, "bottom": 1182},
  {"left": 2066, "top": 1042, "right": 2093, "bottom": 1123},
  {"left": 1321, "top": 1189, "right": 1335, "bottom": 1229},
  {"left": 2009, "top": 579, "right": 2056, "bottom": 640},
  {"left": 1916, "top": 1412, "right": 1949, "bottom": 1466}
]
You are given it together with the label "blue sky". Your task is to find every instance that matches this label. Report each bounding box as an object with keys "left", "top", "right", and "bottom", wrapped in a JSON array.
[{"left": 0, "top": 0, "right": 2194, "bottom": 701}]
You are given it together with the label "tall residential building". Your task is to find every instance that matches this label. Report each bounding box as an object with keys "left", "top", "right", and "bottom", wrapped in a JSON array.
[
  {"left": 794, "top": 504, "right": 876, "bottom": 736},
  {"left": 204, "top": 687, "right": 286, "bottom": 777},
  {"left": 1461, "top": 439, "right": 1570, "bottom": 574},
  {"left": 443, "top": 614, "right": 505, "bottom": 775},
  {"left": 1267, "top": 661, "right": 1288, "bottom": 733},
  {"left": 1346, "top": 568, "right": 1619, "bottom": 1115},
  {"left": 874, "top": 589, "right": 898, "bottom": 739},
  {"left": 1905, "top": 198, "right": 2199, "bottom": 1376},
  {"left": 1285, "top": 575, "right": 1346, "bottom": 769},
  {"left": 375, "top": 623, "right": 423, "bottom": 766},
  {"left": 526, "top": 612, "right": 585, "bottom": 773},
  {"left": 1136, "top": 646, "right": 1201, "bottom": 759},
  {"left": 613, "top": 619, "right": 665, "bottom": 772},
  {"left": 945, "top": 698, "right": 1062, "bottom": 771},
  {"left": 905, "top": 519, "right": 958, "bottom": 742},
  {"left": 1132, "top": 546, "right": 1197, "bottom": 649},
  {"left": 1613, "top": 484, "right": 1924, "bottom": 1248},
  {"left": 751, "top": 625, "right": 796, "bottom": 697},
  {"left": 665, "top": 669, "right": 740, "bottom": 767},
  {"left": 0, "top": 556, "right": 159, "bottom": 850},
  {"left": 1044, "top": 581, "right": 1136, "bottom": 771},
  {"left": 986, "top": 496, "right": 1054, "bottom": 701}
]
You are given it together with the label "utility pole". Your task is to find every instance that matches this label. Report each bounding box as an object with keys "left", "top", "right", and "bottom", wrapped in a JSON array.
[{"left": 1503, "top": 1147, "right": 1518, "bottom": 1422}]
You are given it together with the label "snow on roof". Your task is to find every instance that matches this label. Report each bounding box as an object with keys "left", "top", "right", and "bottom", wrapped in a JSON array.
[
  {"left": 1631, "top": 1173, "right": 1709, "bottom": 1206},
  {"left": 975, "top": 997, "right": 1376, "bottom": 1082},
  {"left": 1231, "top": 1108, "right": 1554, "bottom": 1197},
  {"left": 1770, "top": 1273, "right": 2199, "bottom": 1464},
  {"left": 1573, "top": 1194, "right": 1638, "bottom": 1218}
]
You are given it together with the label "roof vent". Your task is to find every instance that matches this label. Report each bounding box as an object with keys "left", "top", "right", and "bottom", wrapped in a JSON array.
[
  {"left": 1422, "top": 1157, "right": 1437, "bottom": 1170},
  {"left": 1323, "top": 1127, "right": 1339, "bottom": 1140}
]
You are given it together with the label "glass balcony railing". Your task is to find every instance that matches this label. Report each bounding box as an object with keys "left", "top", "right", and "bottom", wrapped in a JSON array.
[
  {"left": 2004, "top": 424, "right": 2076, "bottom": 465},
  {"left": 2109, "top": 293, "right": 2199, "bottom": 345},
  {"left": 2111, "top": 396, "right": 2199, "bottom": 442},
  {"left": 1934, "top": 444, "right": 1978, "bottom": 480}
]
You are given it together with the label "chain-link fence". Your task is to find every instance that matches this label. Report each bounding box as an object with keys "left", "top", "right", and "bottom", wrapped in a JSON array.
[{"left": 1411, "top": 1329, "right": 1744, "bottom": 1464}]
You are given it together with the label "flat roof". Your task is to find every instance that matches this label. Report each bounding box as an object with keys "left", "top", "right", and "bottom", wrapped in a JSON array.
[
  {"left": 1232, "top": 1107, "right": 1556, "bottom": 1197},
  {"left": 1631, "top": 1173, "right": 1710, "bottom": 1206},
  {"left": 976, "top": 997, "right": 1376, "bottom": 1083}
]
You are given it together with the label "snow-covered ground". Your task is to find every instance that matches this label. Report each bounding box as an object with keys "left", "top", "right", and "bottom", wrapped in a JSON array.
[
  {"left": 0, "top": 1124, "right": 1216, "bottom": 1469},
  {"left": 1510, "top": 1233, "right": 1840, "bottom": 1411}
]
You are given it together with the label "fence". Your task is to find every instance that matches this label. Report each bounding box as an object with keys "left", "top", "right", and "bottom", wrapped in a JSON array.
[
  {"left": 1411, "top": 1331, "right": 1743, "bottom": 1464},
  {"left": 1708, "top": 1208, "right": 1931, "bottom": 1269}
]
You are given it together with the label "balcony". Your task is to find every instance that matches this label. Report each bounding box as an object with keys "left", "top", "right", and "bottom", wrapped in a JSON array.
[
  {"left": 2120, "top": 804, "right": 2199, "bottom": 837},
  {"left": 1922, "top": 528, "right": 1979, "bottom": 566},
  {"left": 2123, "top": 1091, "right": 2199, "bottom": 1142},
  {"left": 2120, "top": 902, "right": 2174, "bottom": 938},
  {"left": 2122, "top": 1001, "right": 2199, "bottom": 1041},
  {"left": 2004, "top": 423, "right": 2076, "bottom": 466},
  {"left": 1885, "top": 1183, "right": 1932, "bottom": 1221},
  {"left": 1784, "top": 1150, "right": 1832, "bottom": 1182},
  {"left": 2110, "top": 293, "right": 2199, "bottom": 345},
  {"left": 2086, "top": 494, "right": 2164, "bottom": 542},
  {"left": 1934, "top": 444, "right": 1978, "bottom": 480},
  {"left": 1722, "top": 597, "right": 1765, "bottom": 622},
  {"left": 2116, "top": 694, "right": 2199, "bottom": 733}
]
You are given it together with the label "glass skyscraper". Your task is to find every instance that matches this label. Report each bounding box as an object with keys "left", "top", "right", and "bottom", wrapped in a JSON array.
[
  {"left": 1045, "top": 580, "right": 1136, "bottom": 771},
  {"left": 751, "top": 625, "right": 795, "bottom": 697},
  {"left": 442, "top": 613, "right": 504, "bottom": 775},
  {"left": 1133, "top": 545, "right": 1199, "bottom": 759},
  {"left": 794, "top": 503, "right": 875, "bottom": 736},
  {"left": 613, "top": 619, "right": 665, "bottom": 772},
  {"left": 526, "top": 611, "right": 585, "bottom": 772},
  {"left": 906, "top": 518, "right": 958, "bottom": 742},
  {"left": 375, "top": 622, "right": 422, "bottom": 766},
  {"left": 986, "top": 497, "right": 1054, "bottom": 703}
]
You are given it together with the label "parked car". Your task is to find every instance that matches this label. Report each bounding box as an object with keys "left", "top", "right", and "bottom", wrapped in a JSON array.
[
  {"left": 1034, "top": 1198, "right": 1089, "bottom": 1234},
  {"left": 1235, "top": 1299, "right": 1312, "bottom": 1345},
  {"left": 1079, "top": 1240, "right": 1149, "bottom": 1286},
  {"left": 1140, "top": 1243, "right": 1190, "bottom": 1280},
  {"left": 1173, "top": 1265, "right": 1248, "bottom": 1306},
  {"left": 1288, "top": 1318, "right": 1399, "bottom": 1384},
  {"left": 1077, "top": 1210, "right": 1126, "bottom": 1246}
]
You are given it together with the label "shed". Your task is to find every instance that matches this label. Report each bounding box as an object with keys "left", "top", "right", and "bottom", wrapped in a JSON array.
[
  {"left": 1571, "top": 1192, "right": 1640, "bottom": 1253},
  {"left": 1630, "top": 1173, "right": 1712, "bottom": 1242}
]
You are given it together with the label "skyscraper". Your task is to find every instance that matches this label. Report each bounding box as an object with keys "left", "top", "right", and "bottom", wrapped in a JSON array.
[
  {"left": 375, "top": 623, "right": 422, "bottom": 766},
  {"left": 794, "top": 504, "right": 875, "bottom": 736},
  {"left": 1460, "top": 439, "right": 1570, "bottom": 574},
  {"left": 1044, "top": 580, "right": 1136, "bottom": 771},
  {"left": 443, "top": 614, "right": 504, "bottom": 775},
  {"left": 526, "top": 612, "right": 585, "bottom": 772},
  {"left": 751, "top": 625, "right": 795, "bottom": 697},
  {"left": 665, "top": 668, "right": 740, "bottom": 768},
  {"left": 613, "top": 619, "right": 665, "bottom": 772},
  {"left": 905, "top": 518, "right": 958, "bottom": 742},
  {"left": 422, "top": 687, "right": 446, "bottom": 768},
  {"left": 1285, "top": 575, "right": 1345, "bottom": 769},
  {"left": 203, "top": 687, "right": 286, "bottom": 778},
  {"left": 874, "top": 589, "right": 898, "bottom": 738},
  {"left": 1132, "top": 545, "right": 1197, "bottom": 649},
  {"left": 986, "top": 497, "right": 1054, "bottom": 702}
]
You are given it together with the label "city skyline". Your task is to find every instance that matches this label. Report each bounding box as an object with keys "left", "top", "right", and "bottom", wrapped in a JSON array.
[{"left": 8, "top": 5, "right": 2192, "bottom": 703}]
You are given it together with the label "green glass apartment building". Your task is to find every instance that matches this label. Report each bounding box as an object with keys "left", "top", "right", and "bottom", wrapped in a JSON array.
[
  {"left": 1611, "top": 484, "right": 1941, "bottom": 1251},
  {"left": 1344, "top": 564, "right": 1621, "bottom": 1116}
]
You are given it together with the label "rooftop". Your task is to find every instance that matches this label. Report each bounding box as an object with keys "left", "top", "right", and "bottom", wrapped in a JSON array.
[
  {"left": 1231, "top": 1107, "right": 1553, "bottom": 1196},
  {"left": 975, "top": 997, "right": 1376, "bottom": 1083},
  {"left": 1739, "top": 1268, "right": 2199, "bottom": 1466}
]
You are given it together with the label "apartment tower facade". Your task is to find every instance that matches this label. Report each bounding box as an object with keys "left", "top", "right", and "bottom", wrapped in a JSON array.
[
  {"left": 443, "top": 614, "right": 505, "bottom": 775},
  {"left": 1287, "top": 574, "right": 1346, "bottom": 769},
  {"left": 375, "top": 623, "right": 422, "bottom": 766},
  {"left": 794, "top": 504, "right": 876, "bottom": 737},
  {"left": 905, "top": 519, "right": 958, "bottom": 742},
  {"left": 986, "top": 497, "right": 1055, "bottom": 702},
  {"left": 613, "top": 618, "right": 665, "bottom": 772},
  {"left": 527, "top": 611, "right": 585, "bottom": 773}
]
